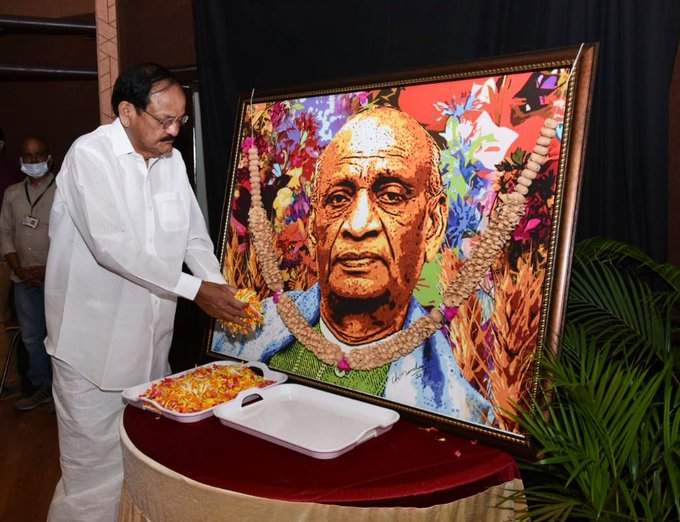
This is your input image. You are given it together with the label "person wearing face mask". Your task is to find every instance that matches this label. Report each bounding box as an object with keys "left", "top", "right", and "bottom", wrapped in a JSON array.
[{"left": 0, "top": 136, "right": 55, "bottom": 411}]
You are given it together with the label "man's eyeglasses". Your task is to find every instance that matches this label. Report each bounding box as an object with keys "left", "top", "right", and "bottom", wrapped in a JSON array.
[{"left": 141, "top": 109, "right": 189, "bottom": 130}]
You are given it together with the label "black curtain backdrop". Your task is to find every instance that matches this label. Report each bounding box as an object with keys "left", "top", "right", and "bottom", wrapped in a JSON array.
[{"left": 192, "top": 0, "right": 679, "bottom": 262}]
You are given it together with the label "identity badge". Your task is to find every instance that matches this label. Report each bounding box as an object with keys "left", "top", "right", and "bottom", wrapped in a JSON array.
[{"left": 22, "top": 214, "right": 39, "bottom": 229}]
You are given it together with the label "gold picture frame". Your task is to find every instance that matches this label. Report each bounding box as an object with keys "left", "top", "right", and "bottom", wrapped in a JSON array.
[{"left": 205, "top": 44, "right": 597, "bottom": 455}]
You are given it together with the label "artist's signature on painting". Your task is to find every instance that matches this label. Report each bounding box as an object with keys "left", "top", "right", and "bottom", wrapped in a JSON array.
[{"left": 390, "top": 362, "right": 425, "bottom": 384}]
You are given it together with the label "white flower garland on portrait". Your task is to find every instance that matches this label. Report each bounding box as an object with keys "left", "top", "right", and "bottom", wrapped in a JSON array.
[{"left": 244, "top": 113, "right": 559, "bottom": 371}]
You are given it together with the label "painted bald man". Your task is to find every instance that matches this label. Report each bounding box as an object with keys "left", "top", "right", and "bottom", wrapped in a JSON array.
[{"left": 214, "top": 106, "right": 494, "bottom": 425}]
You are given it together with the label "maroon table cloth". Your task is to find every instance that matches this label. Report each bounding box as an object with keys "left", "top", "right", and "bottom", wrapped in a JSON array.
[{"left": 123, "top": 405, "right": 519, "bottom": 508}]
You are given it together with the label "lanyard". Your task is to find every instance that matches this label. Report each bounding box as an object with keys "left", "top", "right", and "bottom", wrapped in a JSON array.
[{"left": 24, "top": 177, "right": 55, "bottom": 215}]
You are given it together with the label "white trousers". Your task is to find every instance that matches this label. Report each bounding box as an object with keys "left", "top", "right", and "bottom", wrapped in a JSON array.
[{"left": 48, "top": 358, "right": 124, "bottom": 522}]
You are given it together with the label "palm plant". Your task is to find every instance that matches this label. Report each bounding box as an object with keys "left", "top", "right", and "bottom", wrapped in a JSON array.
[{"left": 511, "top": 237, "right": 680, "bottom": 521}]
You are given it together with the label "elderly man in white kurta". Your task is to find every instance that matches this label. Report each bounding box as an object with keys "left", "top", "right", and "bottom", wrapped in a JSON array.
[{"left": 44, "top": 63, "right": 246, "bottom": 522}]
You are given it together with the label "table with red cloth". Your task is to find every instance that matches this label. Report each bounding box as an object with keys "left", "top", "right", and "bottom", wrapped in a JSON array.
[{"left": 118, "top": 405, "right": 525, "bottom": 521}]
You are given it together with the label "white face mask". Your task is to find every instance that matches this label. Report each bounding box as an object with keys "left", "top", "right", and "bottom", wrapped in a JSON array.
[{"left": 20, "top": 157, "right": 51, "bottom": 178}]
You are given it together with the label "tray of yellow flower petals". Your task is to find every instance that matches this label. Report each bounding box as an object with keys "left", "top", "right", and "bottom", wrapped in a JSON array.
[{"left": 122, "top": 361, "right": 287, "bottom": 423}]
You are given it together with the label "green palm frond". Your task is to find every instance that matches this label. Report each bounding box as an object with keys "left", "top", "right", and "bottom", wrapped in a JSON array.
[
  {"left": 567, "top": 257, "right": 668, "bottom": 365},
  {"left": 510, "top": 237, "right": 680, "bottom": 521},
  {"left": 574, "top": 237, "right": 680, "bottom": 293},
  {"left": 518, "top": 342, "right": 664, "bottom": 517}
]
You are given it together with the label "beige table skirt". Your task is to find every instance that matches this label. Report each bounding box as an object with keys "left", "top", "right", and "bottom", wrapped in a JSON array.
[{"left": 118, "top": 419, "right": 526, "bottom": 522}]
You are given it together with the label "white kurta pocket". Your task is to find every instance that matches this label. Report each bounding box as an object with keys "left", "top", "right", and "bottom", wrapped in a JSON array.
[{"left": 153, "top": 192, "right": 188, "bottom": 231}]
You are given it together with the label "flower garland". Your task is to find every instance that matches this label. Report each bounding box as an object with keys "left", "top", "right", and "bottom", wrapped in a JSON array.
[{"left": 246, "top": 117, "right": 558, "bottom": 371}]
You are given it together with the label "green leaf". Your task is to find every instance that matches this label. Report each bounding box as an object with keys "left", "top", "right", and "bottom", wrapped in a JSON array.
[{"left": 515, "top": 238, "right": 679, "bottom": 520}]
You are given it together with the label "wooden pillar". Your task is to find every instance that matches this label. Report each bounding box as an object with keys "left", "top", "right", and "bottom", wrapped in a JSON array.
[{"left": 95, "top": 0, "right": 119, "bottom": 124}]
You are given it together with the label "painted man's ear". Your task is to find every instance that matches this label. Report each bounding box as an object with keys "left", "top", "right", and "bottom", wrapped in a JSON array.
[
  {"left": 424, "top": 193, "right": 447, "bottom": 263},
  {"left": 307, "top": 206, "right": 318, "bottom": 262}
]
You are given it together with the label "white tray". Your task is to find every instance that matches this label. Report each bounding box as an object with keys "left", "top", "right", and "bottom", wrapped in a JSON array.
[
  {"left": 122, "top": 361, "right": 287, "bottom": 423},
  {"left": 213, "top": 383, "right": 400, "bottom": 459}
]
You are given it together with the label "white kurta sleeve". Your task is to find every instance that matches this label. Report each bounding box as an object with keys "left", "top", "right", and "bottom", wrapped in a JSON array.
[{"left": 57, "top": 143, "right": 221, "bottom": 300}]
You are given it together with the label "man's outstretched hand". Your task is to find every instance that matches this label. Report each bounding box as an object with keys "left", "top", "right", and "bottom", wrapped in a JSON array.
[{"left": 194, "top": 281, "right": 248, "bottom": 327}]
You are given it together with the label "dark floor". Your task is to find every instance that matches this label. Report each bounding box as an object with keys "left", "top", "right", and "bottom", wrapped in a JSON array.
[
  {"left": 0, "top": 302, "right": 205, "bottom": 522},
  {"left": 0, "top": 388, "right": 60, "bottom": 522}
]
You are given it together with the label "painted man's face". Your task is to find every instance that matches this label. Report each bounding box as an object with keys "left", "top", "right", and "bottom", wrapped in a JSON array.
[{"left": 309, "top": 108, "right": 445, "bottom": 342}]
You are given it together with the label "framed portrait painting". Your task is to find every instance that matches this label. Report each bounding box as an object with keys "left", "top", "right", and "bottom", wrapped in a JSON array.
[{"left": 205, "top": 44, "right": 597, "bottom": 454}]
